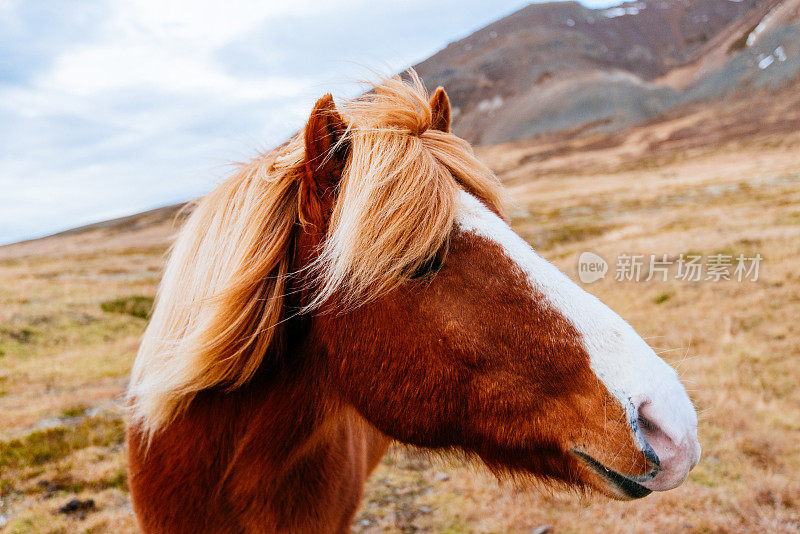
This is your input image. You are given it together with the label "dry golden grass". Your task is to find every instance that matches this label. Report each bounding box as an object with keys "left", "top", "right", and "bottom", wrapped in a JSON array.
[
  {"left": 1, "top": 117, "right": 799, "bottom": 532},
  {"left": 0, "top": 226, "right": 171, "bottom": 532}
]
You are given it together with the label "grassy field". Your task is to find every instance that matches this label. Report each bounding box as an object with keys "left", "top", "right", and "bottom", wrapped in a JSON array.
[{"left": 1, "top": 114, "right": 799, "bottom": 532}]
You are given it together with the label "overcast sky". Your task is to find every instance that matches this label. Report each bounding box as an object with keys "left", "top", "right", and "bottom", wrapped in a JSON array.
[{"left": 0, "top": 0, "right": 623, "bottom": 245}]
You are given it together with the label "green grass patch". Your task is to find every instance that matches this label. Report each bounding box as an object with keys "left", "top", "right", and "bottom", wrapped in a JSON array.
[
  {"left": 527, "top": 221, "right": 612, "bottom": 250},
  {"left": 548, "top": 222, "right": 609, "bottom": 245},
  {"left": 0, "top": 325, "right": 39, "bottom": 344},
  {"left": 61, "top": 405, "right": 88, "bottom": 418},
  {"left": 0, "top": 414, "right": 124, "bottom": 473},
  {"left": 100, "top": 295, "right": 154, "bottom": 319},
  {"left": 5, "top": 510, "right": 55, "bottom": 534},
  {"left": 99, "top": 466, "right": 128, "bottom": 491},
  {"left": 0, "top": 311, "right": 142, "bottom": 361},
  {"left": 653, "top": 291, "right": 674, "bottom": 304}
]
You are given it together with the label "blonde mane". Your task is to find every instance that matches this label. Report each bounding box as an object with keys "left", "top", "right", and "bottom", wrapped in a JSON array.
[{"left": 128, "top": 72, "right": 505, "bottom": 437}]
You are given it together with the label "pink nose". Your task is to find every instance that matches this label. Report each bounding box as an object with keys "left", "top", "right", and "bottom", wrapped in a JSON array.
[{"left": 637, "top": 401, "right": 701, "bottom": 491}]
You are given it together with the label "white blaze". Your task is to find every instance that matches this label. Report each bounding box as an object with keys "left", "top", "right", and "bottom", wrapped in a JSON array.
[{"left": 454, "top": 191, "right": 698, "bottom": 454}]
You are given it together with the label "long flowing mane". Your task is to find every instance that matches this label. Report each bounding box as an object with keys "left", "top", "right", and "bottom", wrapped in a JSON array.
[{"left": 128, "top": 72, "right": 505, "bottom": 438}]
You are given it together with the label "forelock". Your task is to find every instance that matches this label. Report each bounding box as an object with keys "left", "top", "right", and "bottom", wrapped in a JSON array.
[{"left": 305, "top": 72, "right": 506, "bottom": 309}]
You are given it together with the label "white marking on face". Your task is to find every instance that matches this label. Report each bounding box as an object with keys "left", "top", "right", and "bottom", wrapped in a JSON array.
[{"left": 454, "top": 191, "right": 699, "bottom": 471}]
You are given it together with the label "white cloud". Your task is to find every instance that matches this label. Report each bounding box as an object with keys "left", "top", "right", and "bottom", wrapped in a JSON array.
[
  {"left": 44, "top": 44, "right": 308, "bottom": 100},
  {"left": 0, "top": 0, "right": 623, "bottom": 244},
  {"left": 39, "top": 0, "right": 325, "bottom": 99}
]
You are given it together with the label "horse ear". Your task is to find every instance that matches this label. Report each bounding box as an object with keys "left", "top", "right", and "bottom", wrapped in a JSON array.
[
  {"left": 429, "top": 87, "right": 451, "bottom": 133},
  {"left": 300, "top": 94, "right": 349, "bottom": 228}
]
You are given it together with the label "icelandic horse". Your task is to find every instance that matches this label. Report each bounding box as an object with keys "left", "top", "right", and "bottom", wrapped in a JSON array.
[{"left": 127, "top": 73, "right": 700, "bottom": 533}]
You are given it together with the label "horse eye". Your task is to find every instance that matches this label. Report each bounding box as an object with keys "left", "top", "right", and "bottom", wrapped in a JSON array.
[{"left": 409, "top": 254, "right": 442, "bottom": 280}]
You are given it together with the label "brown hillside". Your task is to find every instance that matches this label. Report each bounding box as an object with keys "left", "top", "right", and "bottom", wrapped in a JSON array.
[{"left": 414, "top": 0, "right": 800, "bottom": 144}]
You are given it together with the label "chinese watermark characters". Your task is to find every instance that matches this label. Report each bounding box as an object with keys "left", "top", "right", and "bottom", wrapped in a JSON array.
[{"left": 578, "top": 252, "right": 762, "bottom": 284}]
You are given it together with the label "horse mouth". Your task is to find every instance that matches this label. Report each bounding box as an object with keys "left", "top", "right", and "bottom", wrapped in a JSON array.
[{"left": 572, "top": 450, "right": 657, "bottom": 499}]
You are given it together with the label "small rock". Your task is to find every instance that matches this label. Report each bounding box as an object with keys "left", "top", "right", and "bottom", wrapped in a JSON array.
[
  {"left": 0, "top": 515, "right": 8, "bottom": 528},
  {"left": 418, "top": 505, "right": 432, "bottom": 514},
  {"left": 59, "top": 498, "right": 96, "bottom": 515},
  {"left": 433, "top": 472, "right": 450, "bottom": 482},
  {"left": 532, "top": 526, "right": 552, "bottom": 534}
]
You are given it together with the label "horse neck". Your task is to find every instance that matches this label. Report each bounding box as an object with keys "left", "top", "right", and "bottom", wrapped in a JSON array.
[
  {"left": 216, "top": 346, "right": 388, "bottom": 530},
  {"left": 130, "top": 330, "right": 389, "bottom": 531}
]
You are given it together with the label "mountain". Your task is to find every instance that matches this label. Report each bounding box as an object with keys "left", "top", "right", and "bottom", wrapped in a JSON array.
[
  {"left": 5, "top": 0, "right": 800, "bottom": 248},
  {"left": 414, "top": 0, "right": 800, "bottom": 144}
]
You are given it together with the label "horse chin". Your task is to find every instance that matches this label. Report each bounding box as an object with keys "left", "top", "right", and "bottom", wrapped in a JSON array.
[{"left": 572, "top": 450, "right": 655, "bottom": 501}]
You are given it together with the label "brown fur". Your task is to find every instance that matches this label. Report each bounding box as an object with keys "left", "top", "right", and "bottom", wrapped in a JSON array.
[{"left": 127, "top": 74, "right": 652, "bottom": 532}]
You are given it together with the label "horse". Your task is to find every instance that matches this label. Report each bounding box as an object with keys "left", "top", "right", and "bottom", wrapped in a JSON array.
[{"left": 126, "top": 73, "right": 700, "bottom": 533}]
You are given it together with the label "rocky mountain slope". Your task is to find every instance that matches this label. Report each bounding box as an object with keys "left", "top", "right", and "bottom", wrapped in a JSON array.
[{"left": 414, "top": 0, "right": 800, "bottom": 144}]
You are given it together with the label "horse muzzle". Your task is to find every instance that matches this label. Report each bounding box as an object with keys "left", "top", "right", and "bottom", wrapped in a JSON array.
[{"left": 574, "top": 395, "right": 701, "bottom": 499}]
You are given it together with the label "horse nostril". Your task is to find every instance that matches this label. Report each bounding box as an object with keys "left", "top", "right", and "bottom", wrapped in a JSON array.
[
  {"left": 636, "top": 403, "right": 674, "bottom": 454},
  {"left": 627, "top": 390, "right": 700, "bottom": 492},
  {"left": 637, "top": 412, "right": 654, "bottom": 432},
  {"left": 636, "top": 403, "right": 674, "bottom": 453},
  {"left": 637, "top": 412, "right": 663, "bottom": 445},
  {"left": 635, "top": 400, "right": 700, "bottom": 491},
  {"left": 636, "top": 412, "right": 661, "bottom": 468}
]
